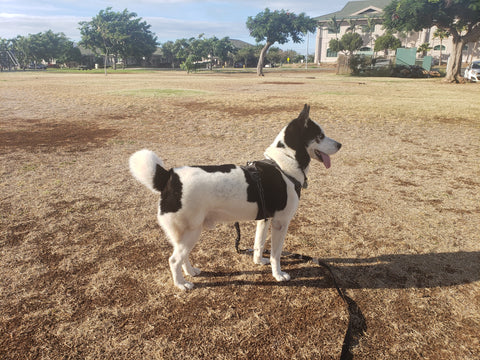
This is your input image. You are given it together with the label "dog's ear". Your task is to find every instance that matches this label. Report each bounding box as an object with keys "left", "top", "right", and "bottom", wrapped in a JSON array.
[{"left": 297, "top": 104, "right": 310, "bottom": 127}]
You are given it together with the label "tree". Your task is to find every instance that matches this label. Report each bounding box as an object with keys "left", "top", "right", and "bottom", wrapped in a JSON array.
[
  {"left": 327, "top": 16, "right": 342, "bottom": 39},
  {"left": 233, "top": 45, "right": 260, "bottom": 67},
  {"left": 329, "top": 32, "right": 364, "bottom": 57},
  {"left": 417, "top": 42, "right": 432, "bottom": 56},
  {"left": 170, "top": 35, "right": 236, "bottom": 72},
  {"left": 374, "top": 33, "right": 402, "bottom": 56},
  {"left": 9, "top": 31, "right": 78, "bottom": 68},
  {"left": 11, "top": 36, "right": 33, "bottom": 68},
  {"left": 362, "top": 16, "right": 378, "bottom": 49},
  {"left": 383, "top": 0, "right": 480, "bottom": 83},
  {"left": 212, "top": 37, "right": 236, "bottom": 67},
  {"left": 246, "top": 8, "right": 317, "bottom": 76},
  {"left": 160, "top": 41, "right": 176, "bottom": 68},
  {"left": 433, "top": 27, "right": 450, "bottom": 65},
  {"left": 79, "top": 8, "right": 157, "bottom": 74},
  {"left": 346, "top": 19, "right": 358, "bottom": 33}
]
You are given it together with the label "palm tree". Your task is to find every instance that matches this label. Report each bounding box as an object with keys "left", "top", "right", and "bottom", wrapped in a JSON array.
[
  {"left": 327, "top": 16, "right": 342, "bottom": 39},
  {"left": 346, "top": 19, "right": 358, "bottom": 33},
  {"left": 433, "top": 28, "right": 450, "bottom": 65},
  {"left": 417, "top": 42, "right": 432, "bottom": 57},
  {"left": 362, "top": 16, "right": 377, "bottom": 50}
]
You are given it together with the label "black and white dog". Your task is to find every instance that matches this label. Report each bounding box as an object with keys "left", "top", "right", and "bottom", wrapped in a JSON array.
[{"left": 129, "top": 104, "right": 341, "bottom": 290}]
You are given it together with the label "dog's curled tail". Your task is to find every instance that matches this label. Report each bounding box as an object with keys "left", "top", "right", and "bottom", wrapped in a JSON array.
[{"left": 129, "top": 149, "right": 168, "bottom": 193}]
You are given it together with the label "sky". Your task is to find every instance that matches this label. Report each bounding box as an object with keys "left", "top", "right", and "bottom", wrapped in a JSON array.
[{"left": 0, "top": 0, "right": 350, "bottom": 53}]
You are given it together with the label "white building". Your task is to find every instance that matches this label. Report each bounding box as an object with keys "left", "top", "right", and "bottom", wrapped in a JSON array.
[{"left": 314, "top": 0, "right": 480, "bottom": 64}]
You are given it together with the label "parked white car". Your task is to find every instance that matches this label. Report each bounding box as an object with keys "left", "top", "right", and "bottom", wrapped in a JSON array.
[{"left": 464, "top": 61, "right": 480, "bottom": 82}]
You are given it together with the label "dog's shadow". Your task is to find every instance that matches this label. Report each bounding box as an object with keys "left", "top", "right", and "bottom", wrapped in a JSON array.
[
  {"left": 197, "top": 251, "right": 480, "bottom": 290},
  {"left": 195, "top": 251, "right": 479, "bottom": 358}
]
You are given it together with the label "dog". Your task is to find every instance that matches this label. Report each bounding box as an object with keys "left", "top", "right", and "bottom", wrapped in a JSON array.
[{"left": 129, "top": 104, "right": 341, "bottom": 290}]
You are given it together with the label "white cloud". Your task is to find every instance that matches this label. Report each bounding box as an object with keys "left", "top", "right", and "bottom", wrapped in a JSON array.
[
  {"left": 145, "top": 16, "right": 249, "bottom": 43},
  {"left": 0, "top": 13, "right": 88, "bottom": 39}
]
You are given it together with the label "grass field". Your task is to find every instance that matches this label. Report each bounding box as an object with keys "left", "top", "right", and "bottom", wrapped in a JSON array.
[{"left": 1, "top": 69, "right": 479, "bottom": 359}]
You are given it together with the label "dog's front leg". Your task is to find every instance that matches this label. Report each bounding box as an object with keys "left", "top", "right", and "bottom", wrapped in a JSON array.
[
  {"left": 253, "top": 219, "right": 271, "bottom": 265},
  {"left": 270, "top": 219, "right": 291, "bottom": 282}
]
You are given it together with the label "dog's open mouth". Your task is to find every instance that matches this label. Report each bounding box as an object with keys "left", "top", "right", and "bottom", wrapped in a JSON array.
[{"left": 315, "top": 150, "right": 331, "bottom": 169}]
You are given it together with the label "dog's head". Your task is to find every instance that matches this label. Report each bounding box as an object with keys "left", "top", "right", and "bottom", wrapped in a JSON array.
[{"left": 283, "top": 104, "right": 341, "bottom": 169}]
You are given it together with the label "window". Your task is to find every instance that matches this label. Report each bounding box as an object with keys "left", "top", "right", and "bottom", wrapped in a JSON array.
[
  {"left": 433, "top": 45, "right": 446, "bottom": 51},
  {"left": 327, "top": 48, "right": 338, "bottom": 57}
]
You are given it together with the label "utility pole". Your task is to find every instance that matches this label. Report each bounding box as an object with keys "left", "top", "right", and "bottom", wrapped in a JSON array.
[{"left": 305, "top": 32, "right": 309, "bottom": 70}]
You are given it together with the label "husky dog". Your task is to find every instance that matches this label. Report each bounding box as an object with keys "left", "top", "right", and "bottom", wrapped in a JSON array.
[{"left": 129, "top": 104, "right": 341, "bottom": 290}]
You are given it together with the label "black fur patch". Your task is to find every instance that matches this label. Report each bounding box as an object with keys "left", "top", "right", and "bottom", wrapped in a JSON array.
[
  {"left": 159, "top": 171, "right": 183, "bottom": 214},
  {"left": 153, "top": 164, "right": 170, "bottom": 192},
  {"left": 277, "top": 141, "right": 285, "bottom": 148},
  {"left": 194, "top": 164, "right": 236, "bottom": 173},
  {"left": 284, "top": 118, "right": 322, "bottom": 170},
  {"left": 243, "top": 162, "right": 288, "bottom": 220}
]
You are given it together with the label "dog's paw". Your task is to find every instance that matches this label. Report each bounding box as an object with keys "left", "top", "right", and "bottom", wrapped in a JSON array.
[
  {"left": 183, "top": 263, "right": 201, "bottom": 277},
  {"left": 187, "top": 267, "right": 201, "bottom": 277},
  {"left": 273, "top": 271, "right": 291, "bottom": 282},
  {"left": 175, "top": 281, "right": 194, "bottom": 291},
  {"left": 254, "top": 257, "right": 270, "bottom": 265}
]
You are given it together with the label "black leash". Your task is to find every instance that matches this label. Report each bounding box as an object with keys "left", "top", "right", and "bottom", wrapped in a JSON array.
[{"left": 233, "top": 223, "right": 366, "bottom": 359}]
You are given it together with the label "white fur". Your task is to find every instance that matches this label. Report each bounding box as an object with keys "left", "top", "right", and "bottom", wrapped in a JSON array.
[{"left": 129, "top": 149, "right": 163, "bottom": 193}]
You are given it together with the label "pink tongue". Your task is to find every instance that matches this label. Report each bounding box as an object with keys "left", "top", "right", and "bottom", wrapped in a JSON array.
[{"left": 320, "top": 153, "right": 331, "bottom": 169}]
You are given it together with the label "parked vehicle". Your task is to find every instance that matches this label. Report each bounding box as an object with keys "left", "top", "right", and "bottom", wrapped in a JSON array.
[
  {"left": 464, "top": 61, "right": 480, "bottom": 82},
  {"left": 28, "top": 63, "right": 47, "bottom": 70},
  {"left": 372, "top": 58, "right": 391, "bottom": 68}
]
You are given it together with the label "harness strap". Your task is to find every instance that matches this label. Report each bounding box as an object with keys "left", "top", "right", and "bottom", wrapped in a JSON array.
[
  {"left": 242, "top": 162, "right": 269, "bottom": 221},
  {"left": 257, "top": 159, "right": 304, "bottom": 197}
]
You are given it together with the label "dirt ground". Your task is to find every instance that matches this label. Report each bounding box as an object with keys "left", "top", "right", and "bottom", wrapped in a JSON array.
[{"left": 0, "top": 70, "right": 479, "bottom": 359}]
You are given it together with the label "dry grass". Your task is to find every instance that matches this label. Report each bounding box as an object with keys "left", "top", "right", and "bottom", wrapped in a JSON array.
[{"left": 1, "top": 70, "right": 479, "bottom": 359}]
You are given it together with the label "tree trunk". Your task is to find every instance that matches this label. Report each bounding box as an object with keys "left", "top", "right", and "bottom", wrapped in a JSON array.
[
  {"left": 439, "top": 39, "right": 443, "bottom": 66},
  {"left": 104, "top": 51, "right": 108, "bottom": 76},
  {"left": 445, "top": 36, "right": 464, "bottom": 83},
  {"left": 257, "top": 42, "right": 272, "bottom": 76}
]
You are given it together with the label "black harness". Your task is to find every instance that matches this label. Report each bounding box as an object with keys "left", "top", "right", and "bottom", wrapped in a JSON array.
[{"left": 241, "top": 159, "right": 305, "bottom": 222}]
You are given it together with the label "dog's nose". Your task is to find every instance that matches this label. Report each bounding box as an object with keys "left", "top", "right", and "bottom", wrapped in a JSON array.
[{"left": 337, "top": 142, "right": 342, "bottom": 150}]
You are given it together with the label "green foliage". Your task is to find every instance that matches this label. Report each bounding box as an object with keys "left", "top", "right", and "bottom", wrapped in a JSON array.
[
  {"left": 246, "top": 8, "right": 317, "bottom": 75},
  {"left": 180, "top": 55, "right": 196, "bottom": 73},
  {"left": 329, "top": 32, "right": 364, "bottom": 56},
  {"left": 349, "top": 55, "right": 373, "bottom": 75},
  {"left": 233, "top": 45, "right": 261, "bottom": 67},
  {"left": 384, "top": 0, "right": 480, "bottom": 33},
  {"left": 79, "top": 8, "right": 157, "bottom": 72},
  {"left": 246, "top": 8, "right": 317, "bottom": 45},
  {"left": 5, "top": 31, "right": 78, "bottom": 68},
  {"left": 417, "top": 42, "right": 432, "bottom": 55},
  {"left": 327, "top": 16, "right": 342, "bottom": 38},
  {"left": 382, "top": 0, "right": 480, "bottom": 82},
  {"left": 163, "top": 35, "right": 237, "bottom": 71},
  {"left": 374, "top": 33, "right": 402, "bottom": 55}
]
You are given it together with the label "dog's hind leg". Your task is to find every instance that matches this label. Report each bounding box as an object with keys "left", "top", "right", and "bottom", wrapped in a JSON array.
[
  {"left": 253, "top": 219, "right": 271, "bottom": 265},
  {"left": 270, "top": 219, "right": 291, "bottom": 282},
  {"left": 168, "top": 227, "right": 201, "bottom": 290}
]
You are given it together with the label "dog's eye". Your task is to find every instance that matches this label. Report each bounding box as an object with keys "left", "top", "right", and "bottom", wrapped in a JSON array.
[{"left": 316, "top": 134, "right": 325, "bottom": 143}]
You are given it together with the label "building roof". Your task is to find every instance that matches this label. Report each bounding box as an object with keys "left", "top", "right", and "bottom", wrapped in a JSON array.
[{"left": 315, "top": 0, "right": 391, "bottom": 22}]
